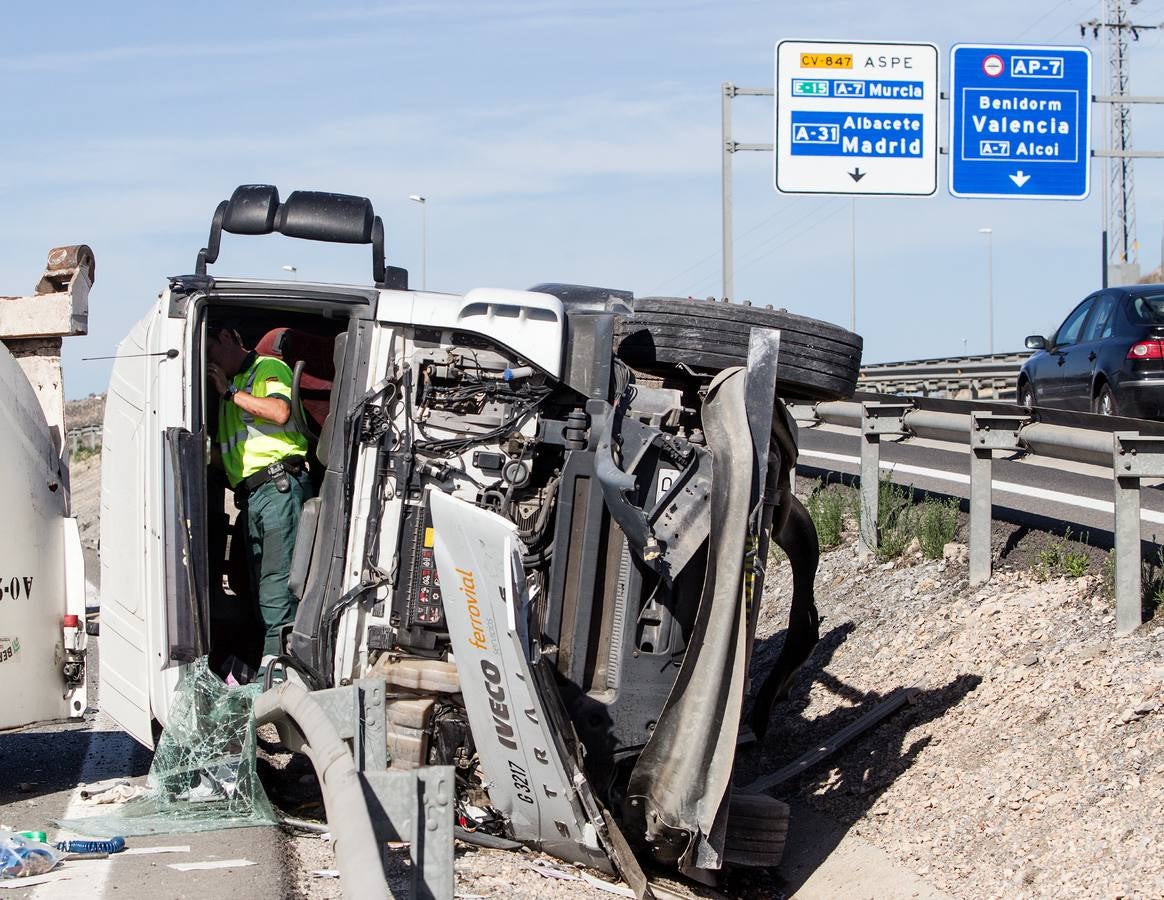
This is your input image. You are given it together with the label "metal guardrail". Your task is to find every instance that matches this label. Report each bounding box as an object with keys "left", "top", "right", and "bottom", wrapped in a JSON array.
[
  {"left": 858, "top": 351, "right": 1031, "bottom": 401},
  {"left": 789, "top": 393, "right": 1164, "bottom": 637},
  {"left": 66, "top": 424, "right": 102, "bottom": 454}
]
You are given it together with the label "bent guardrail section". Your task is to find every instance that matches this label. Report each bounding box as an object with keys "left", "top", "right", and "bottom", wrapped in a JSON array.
[{"left": 255, "top": 678, "right": 455, "bottom": 900}]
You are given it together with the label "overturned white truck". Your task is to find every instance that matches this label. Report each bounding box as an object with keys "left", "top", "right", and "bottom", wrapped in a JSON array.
[
  {"left": 0, "top": 247, "right": 93, "bottom": 731},
  {"left": 99, "top": 186, "right": 860, "bottom": 880}
]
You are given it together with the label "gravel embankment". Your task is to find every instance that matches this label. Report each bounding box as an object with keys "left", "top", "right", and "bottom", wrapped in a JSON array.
[{"left": 746, "top": 486, "right": 1164, "bottom": 900}]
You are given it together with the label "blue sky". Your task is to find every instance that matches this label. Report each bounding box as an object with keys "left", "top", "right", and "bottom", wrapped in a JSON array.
[{"left": 4, "top": 0, "right": 1163, "bottom": 397}]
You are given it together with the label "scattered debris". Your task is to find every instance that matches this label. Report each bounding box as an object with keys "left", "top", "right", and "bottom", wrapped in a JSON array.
[
  {"left": 168, "top": 858, "right": 257, "bottom": 872},
  {"left": 580, "top": 872, "right": 636, "bottom": 897},
  {"left": 122, "top": 845, "right": 190, "bottom": 856},
  {"left": 0, "top": 869, "right": 75, "bottom": 889},
  {"left": 81, "top": 783, "right": 150, "bottom": 805},
  {"left": 525, "top": 861, "right": 579, "bottom": 881}
]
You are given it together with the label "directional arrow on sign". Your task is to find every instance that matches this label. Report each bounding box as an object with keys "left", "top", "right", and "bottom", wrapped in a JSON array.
[
  {"left": 849, "top": 168, "right": 866, "bottom": 182},
  {"left": 1009, "top": 170, "right": 1031, "bottom": 188}
]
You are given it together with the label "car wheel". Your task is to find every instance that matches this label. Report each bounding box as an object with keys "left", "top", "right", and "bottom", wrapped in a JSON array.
[
  {"left": 613, "top": 297, "right": 862, "bottom": 401},
  {"left": 1094, "top": 384, "right": 1117, "bottom": 416},
  {"left": 1018, "top": 381, "right": 1035, "bottom": 408}
]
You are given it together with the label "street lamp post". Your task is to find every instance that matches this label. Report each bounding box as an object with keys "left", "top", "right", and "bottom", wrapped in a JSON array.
[
  {"left": 408, "top": 194, "right": 427, "bottom": 291},
  {"left": 978, "top": 227, "right": 994, "bottom": 355}
]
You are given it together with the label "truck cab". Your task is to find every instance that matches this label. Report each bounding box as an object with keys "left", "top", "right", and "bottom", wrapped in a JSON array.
[{"left": 100, "top": 185, "right": 861, "bottom": 875}]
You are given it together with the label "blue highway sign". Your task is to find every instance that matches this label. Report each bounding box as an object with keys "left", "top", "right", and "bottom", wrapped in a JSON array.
[{"left": 949, "top": 44, "right": 1091, "bottom": 199}]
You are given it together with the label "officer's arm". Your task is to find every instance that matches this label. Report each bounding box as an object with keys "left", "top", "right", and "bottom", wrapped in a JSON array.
[{"left": 230, "top": 390, "right": 291, "bottom": 426}]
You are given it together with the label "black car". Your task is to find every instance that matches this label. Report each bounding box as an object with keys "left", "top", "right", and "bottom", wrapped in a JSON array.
[{"left": 1018, "top": 284, "right": 1164, "bottom": 418}]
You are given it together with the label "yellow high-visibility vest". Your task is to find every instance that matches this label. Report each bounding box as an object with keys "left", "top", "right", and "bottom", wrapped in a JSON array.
[{"left": 218, "top": 354, "right": 307, "bottom": 488}]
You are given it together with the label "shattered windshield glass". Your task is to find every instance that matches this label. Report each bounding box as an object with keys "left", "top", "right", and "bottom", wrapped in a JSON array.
[{"left": 59, "top": 659, "right": 276, "bottom": 837}]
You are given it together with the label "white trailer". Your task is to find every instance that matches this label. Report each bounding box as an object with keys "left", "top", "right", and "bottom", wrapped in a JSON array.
[{"left": 0, "top": 247, "right": 93, "bottom": 730}]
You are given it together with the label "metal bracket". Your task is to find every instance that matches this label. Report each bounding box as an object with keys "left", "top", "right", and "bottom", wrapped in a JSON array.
[
  {"left": 861, "top": 401, "right": 912, "bottom": 436},
  {"left": 363, "top": 766, "right": 456, "bottom": 900},
  {"left": 1113, "top": 431, "right": 1164, "bottom": 477},
  {"left": 306, "top": 678, "right": 388, "bottom": 770},
  {"left": 970, "top": 412, "right": 1026, "bottom": 451}
]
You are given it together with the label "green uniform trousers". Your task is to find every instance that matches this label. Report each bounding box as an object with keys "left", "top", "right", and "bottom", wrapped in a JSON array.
[{"left": 244, "top": 469, "right": 313, "bottom": 658}]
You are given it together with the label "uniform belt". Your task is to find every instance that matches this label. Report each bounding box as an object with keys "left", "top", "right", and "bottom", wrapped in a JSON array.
[{"left": 235, "top": 456, "right": 306, "bottom": 498}]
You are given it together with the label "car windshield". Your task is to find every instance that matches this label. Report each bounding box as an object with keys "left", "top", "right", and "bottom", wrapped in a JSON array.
[{"left": 1129, "top": 293, "right": 1164, "bottom": 324}]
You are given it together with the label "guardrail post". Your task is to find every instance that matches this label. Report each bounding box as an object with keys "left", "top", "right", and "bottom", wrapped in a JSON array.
[
  {"left": 859, "top": 403, "right": 911, "bottom": 553},
  {"left": 1111, "top": 432, "right": 1164, "bottom": 636},
  {"left": 968, "top": 413, "right": 1026, "bottom": 586}
]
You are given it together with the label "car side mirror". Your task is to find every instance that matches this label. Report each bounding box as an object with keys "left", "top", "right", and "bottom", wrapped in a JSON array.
[{"left": 1024, "top": 335, "right": 1047, "bottom": 350}]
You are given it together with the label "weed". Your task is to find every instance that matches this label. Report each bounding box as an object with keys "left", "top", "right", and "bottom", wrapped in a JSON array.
[
  {"left": 875, "top": 477, "right": 914, "bottom": 561},
  {"left": 1101, "top": 550, "right": 1116, "bottom": 602},
  {"left": 1062, "top": 547, "right": 1090, "bottom": 578},
  {"left": 915, "top": 498, "right": 959, "bottom": 559},
  {"left": 70, "top": 444, "right": 101, "bottom": 461},
  {"left": 1036, "top": 529, "right": 1090, "bottom": 579},
  {"left": 806, "top": 482, "right": 848, "bottom": 550},
  {"left": 1142, "top": 546, "right": 1164, "bottom": 614}
]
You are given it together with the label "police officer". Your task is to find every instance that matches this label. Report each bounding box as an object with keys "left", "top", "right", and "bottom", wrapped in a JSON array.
[{"left": 206, "top": 325, "right": 313, "bottom": 662}]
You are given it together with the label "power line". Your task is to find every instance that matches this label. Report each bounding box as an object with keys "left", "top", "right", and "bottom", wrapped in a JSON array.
[
  {"left": 1014, "top": 0, "right": 1094, "bottom": 39},
  {"left": 648, "top": 195, "right": 811, "bottom": 294}
]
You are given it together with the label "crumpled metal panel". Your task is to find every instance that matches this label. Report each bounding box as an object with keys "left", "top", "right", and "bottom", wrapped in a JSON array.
[{"left": 624, "top": 366, "right": 760, "bottom": 869}]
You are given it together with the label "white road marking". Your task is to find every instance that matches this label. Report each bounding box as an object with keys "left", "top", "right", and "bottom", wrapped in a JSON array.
[
  {"left": 33, "top": 714, "right": 121, "bottom": 899},
  {"left": 798, "top": 449, "right": 1164, "bottom": 526}
]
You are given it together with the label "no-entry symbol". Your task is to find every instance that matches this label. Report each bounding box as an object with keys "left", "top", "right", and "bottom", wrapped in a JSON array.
[{"left": 982, "top": 54, "right": 1004, "bottom": 77}]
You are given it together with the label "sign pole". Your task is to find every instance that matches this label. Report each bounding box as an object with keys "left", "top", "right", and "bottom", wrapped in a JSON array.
[
  {"left": 850, "top": 198, "right": 857, "bottom": 331},
  {"left": 722, "top": 82, "right": 734, "bottom": 301}
]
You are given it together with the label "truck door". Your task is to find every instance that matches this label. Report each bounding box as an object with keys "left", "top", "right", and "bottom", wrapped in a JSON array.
[
  {"left": 99, "top": 314, "right": 157, "bottom": 744},
  {"left": 99, "top": 303, "right": 202, "bottom": 747},
  {"left": 0, "top": 343, "right": 87, "bottom": 730},
  {"left": 100, "top": 300, "right": 212, "bottom": 746}
]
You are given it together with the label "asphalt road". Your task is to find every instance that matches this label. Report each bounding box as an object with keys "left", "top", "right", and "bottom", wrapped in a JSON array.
[
  {"left": 0, "top": 640, "right": 291, "bottom": 898},
  {"left": 797, "top": 423, "right": 1164, "bottom": 546}
]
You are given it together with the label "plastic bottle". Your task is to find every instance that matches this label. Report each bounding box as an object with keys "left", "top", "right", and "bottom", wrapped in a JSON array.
[{"left": 0, "top": 833, "right": 61, "bottom": 878}]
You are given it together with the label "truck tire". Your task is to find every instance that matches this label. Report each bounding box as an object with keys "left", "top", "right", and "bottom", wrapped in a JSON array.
[
  {"left": 614, "top": 297, "right": 862, "bottom": 401},
  {"left": 722, "top": 792, "right": 789, "bottom": 867}
]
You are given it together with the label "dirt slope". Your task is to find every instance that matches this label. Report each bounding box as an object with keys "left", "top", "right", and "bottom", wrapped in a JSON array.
[{"left": 747, "top": 498, "right": 1164, "bottom": 899}]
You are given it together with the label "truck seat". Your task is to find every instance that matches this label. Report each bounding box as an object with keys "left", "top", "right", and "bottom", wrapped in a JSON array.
[{"left": 255, "top": 327, "right": 335, "bottom": 435}]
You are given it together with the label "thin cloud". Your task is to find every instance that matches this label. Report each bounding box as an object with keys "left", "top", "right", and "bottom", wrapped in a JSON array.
[{"left": 0, "top": 33, "right": 384, "bottom": 71}]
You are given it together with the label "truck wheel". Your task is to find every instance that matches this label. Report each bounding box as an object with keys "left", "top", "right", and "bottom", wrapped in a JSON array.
[
  {"left": 722, "top": 792, "right": 789, "bottom": 867},
  {"left": 614, "top": 297, "right": 862, "bottom": 401}
]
